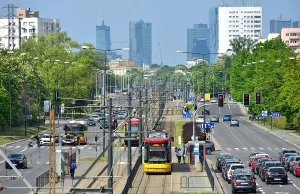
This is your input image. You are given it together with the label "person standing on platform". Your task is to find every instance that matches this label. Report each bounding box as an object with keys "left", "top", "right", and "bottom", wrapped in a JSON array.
[
  {"left": 176, "top": 147, "right": 183, "bottom": 163},
  {"left": 70, "top": 159, "right": 77, "bottom": 179},
  {"left": 182, "top": 144, "right": 188, "bottom": 164}
]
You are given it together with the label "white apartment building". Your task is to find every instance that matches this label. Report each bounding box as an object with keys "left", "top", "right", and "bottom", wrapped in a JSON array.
[
  {"left": 218, "top": 6, "right": 262, "bottom": 53},
  {"left": 0, "top": 8, "right": 60, "bottom": 49}
]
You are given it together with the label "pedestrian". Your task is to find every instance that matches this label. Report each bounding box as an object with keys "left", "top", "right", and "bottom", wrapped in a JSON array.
[
  {"left": 34, "top": 133, "right": 40, "bottom": 148},
  {"left": 176, "top": 147, "right": 182, "bottom": 163},
  {"left": 182, "top": 144, "right": 188, "bottom": 164},
  {"left": 70, "top": 159, "right": 77, "bottom": 179}
]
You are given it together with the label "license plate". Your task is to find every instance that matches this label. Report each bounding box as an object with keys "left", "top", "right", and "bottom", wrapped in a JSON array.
[
  {"left": 13, "top": 164, "right": 17, "bottom": 166},
  {"left": 241, "top": 183, "right": 248, "bottom": 185},
  {"left": 274, "top": 178, "right": 281, "bottom": 180}
]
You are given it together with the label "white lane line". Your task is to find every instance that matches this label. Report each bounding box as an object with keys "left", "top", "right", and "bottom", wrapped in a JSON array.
[
  {"left": 267, "top": 147, "right": 272, "bottom": 150},
  {"left": 279, "top": 185, "right": 282, "bottom": 187},
  {"left": 87, "top": 147, "right": 93, "bottom": 149},
  {"left": 20, "top": 148, "right": 27, "bottom": 152},
  {"left": 250, "top": 147, "right": 255, "bottom": 150},
  {"left": 258, "top": 147, "right": 264, "bottom": 150},
  {"left": 234, "top": 148, "right": 239, "bottom": 150},
  {"left": 7, "top": 145, "right": 13, "bottom": 148},
  {"left": 227, "top": 148, "right": 232, "bottom": 150},
  {"left": 15, "top": 146, "right": 21, "bottom": 148},
  {"left": 46, "top": 162, "right": 49, "bottom": 164},
  {"left": 36, "top": 161, "right": 41, "bottom": 164},
  {"left": 274, "top": 148, "right": 279, "bottom": 150},
  {"left": 293, "top": 183, "right": 300, "bottom": 192},
  {"left": 242, "top": 147, "right": 248, "bottom": 150},
  {"left": 0, "top": 160, "right": 4, "bottom": 163},
  {"left": 79, "top": 145, "right": 88, "bottom": 149}
]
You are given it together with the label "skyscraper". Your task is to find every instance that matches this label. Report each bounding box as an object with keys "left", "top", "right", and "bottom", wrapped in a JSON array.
[
  {"left": 96, "top": 20, "right": 110, "bottom": 51},
  {"left": 129, "top": 20, "right": 152, "bottom": 67},
  {"left": 209, "top": 7, "right": 219, "bottom": 64},
  {"left": 293, "top": 21, "right": 300, "bottom": 28},
  {"left": 218, "top": 6, "right": 262, "bottom": 54},
  {"left": 270, "top": 16, "right": 292, "bottom": 33},
  {"left": 187, "top": 24, "right": 210, "bottom": 63}
]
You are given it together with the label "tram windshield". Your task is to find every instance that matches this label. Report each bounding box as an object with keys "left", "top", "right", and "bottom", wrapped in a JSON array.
[
  {"left": 126, "top": 124, "right": 139, "bottom": 137},
  {"left": 148, "top": 144, "right": 168, "bottom": 162}
]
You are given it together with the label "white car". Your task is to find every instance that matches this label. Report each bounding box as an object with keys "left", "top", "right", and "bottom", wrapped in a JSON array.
[
  {"left": 227, "top": 164, "right": 245, "bottom": 183},
  {"left": 91, "top": 115, "right": 100, "bottom": 122},
  {"left": 200, "top": 98, "right": 206, "bottom": 103},
  {"left": 196, "top": 115, "right": 204, "bottom": 123},
  {"left": 40, "top": 134, "right": 58, "bottom": 146},
  {"left": 211, "top": 99, "right": 217, "bottom": 103}
]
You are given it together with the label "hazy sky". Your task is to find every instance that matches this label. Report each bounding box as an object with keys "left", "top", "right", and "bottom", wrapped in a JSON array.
[{"left": 1, "top": 0, "right": 300, "bottom": 65}]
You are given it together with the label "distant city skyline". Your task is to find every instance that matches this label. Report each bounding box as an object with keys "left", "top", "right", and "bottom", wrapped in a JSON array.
[
  {"left": 96, "top": 20, "right": 111, "bottom": 51},
  {"left": 270, "top": 16, "right": 292, "bottom": 33},
  {"left": 1, "top": 0, "right": 300, "bottom": 65}
]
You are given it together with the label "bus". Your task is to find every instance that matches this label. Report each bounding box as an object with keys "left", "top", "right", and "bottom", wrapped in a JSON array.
[
  {"left": 124, "top": 119, "right": 139, "bottom": 147},
  {"left": 144, "top": 131, "right": 172, "bottom": 174},
  {"left": 63, "top": 123, "right": 88, "bottom": 145}
]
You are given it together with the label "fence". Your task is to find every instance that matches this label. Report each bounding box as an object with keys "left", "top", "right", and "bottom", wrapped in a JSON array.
[
  {"left": 36, "top": 170, "right": 49, "bottom": 192},
  {"left": 121, "top": 154, "right": 142, "bottom": 194},
  {"left": 205, "top": 159, "right": 215, "bottom": 191}
]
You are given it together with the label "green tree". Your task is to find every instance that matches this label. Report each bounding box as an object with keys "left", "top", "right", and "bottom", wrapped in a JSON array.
[{"left": 229, "top": 36, "right": 255, "bottom": 55}]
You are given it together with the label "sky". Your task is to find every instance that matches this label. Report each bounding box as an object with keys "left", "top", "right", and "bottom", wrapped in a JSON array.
[{"left": 1, "top": 0, "right": 300, "bottom": 66}]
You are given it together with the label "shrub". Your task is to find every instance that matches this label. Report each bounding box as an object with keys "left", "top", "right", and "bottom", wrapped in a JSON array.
[{"left": 182, "top": 122, "right": 200, "bottom": 143}]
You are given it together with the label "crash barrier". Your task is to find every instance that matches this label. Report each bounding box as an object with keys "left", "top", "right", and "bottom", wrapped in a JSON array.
[
  {"left": 36, "top": 170, "right": 49, "bottom": 192},
  {"left": 121, "top": 154, "right": 142, "bottom": 194},
  {"left": 205, "top": 159, "right": 215, "bottom": 191}
]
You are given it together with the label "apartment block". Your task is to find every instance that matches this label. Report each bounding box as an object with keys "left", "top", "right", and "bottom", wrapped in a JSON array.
[{"left": 281, "top": 28, "right": 300, "bottom": 57}]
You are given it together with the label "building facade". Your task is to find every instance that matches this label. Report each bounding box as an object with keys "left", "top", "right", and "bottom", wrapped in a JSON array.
[
  {"left": 218, "top": 6, "right": 262, "bottom": 54},
  {"left": 281, "top": 28, "right": 300, "bottom": 57},
  {"left": 258, "top": 33, "right": 280, "bottom": 43},
  {"left": 293, "top": 21, "right": 300, "bottom": 28},
  {"left": 187, "top": 23, "right": 210, "bottom": 62},
  {"left": 0, "top": 8, "right": 60, "bottom": 49},
  {"left": 96, "top": 20, "right": 111, "bottom": 51},
  {"left": 129, "top": 20, "right": 152, "bottom": 67},
  {"left": 209, "top": 7, "right": 219, "bottom": 64},
  {"left": 108, "top": 59, "right": 137, "bottom": 76},
  {"left": 270, "top": 16, "right": 292, "bottom": 33}
]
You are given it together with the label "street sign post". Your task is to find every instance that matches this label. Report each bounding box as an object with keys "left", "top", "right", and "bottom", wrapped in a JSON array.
[
  {"left": 262, "top": 110, "right": 268, "bottom": 118},
  {"left": 182, "top": 114, "right": 192, "bottom": 118},
  {"left": 199, "top": 122, "right": 214, "bottom": 129},
  {"left": 44, "top": 101, "right": 51, "bottom": 113},
  {"left": 270, "top": 112, "right": 280, "bottom": 130}
]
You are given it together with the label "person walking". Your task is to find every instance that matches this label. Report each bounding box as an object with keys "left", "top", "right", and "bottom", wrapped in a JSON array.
[
  {"left": 182, "top": 144, "right": 188, "bottom": 164},
  {"left": 34, "top": 133, "right": 40, "bottom": 148},
  {"left": 176, "top": 147, "right": 183, "bottom": 163},
  {"left": 70, "top": 159, "right": 77, "bottom": 179}
]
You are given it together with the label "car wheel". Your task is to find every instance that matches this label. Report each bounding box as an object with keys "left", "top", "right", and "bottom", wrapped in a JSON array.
[
  {"left": 252, "top": 189, "right": 256, "bottom": 193},
  {"left": 284, "top": 180, "right": 288, "bottom": 184},
  {"left": 265, "top": 178, "right": 269, "bottom": 184},
  {"left": 232, "top": 188, "right": 237, "bottom": 193},
  {"left": 206, "top": 148, "right": 212, "bottom": 155}
]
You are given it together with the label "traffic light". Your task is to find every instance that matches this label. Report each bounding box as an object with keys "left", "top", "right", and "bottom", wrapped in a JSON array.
[
  {"left": 54, "top": 89, "right": 59, "bottom": 101},
  {"left": 89, "top": 92, "right": 94, "bottom": 101},
  {"left": 255, "top": 92, "right": 261, "bottom": 104},
  {"left": 243, "top": 93, "right": 250, "bottom": 107},
  {"left": 218, "top": 94, "right": 224, "bottom": 107}
]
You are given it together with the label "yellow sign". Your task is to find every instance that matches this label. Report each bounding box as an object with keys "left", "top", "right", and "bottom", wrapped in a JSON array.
[{"left": 205, "top": 93, "right": 211, "bottom": 100}]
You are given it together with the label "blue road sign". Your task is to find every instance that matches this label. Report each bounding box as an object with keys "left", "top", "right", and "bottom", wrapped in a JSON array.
[
  {"left": 210, "top": 122, "right": 215, "bottom": 129},
  {"left": 189, "top": 96, "right": 196, "bottom": 101},
  {"left": 200, "top": 122, "right": 211, "bottom": 129},
  {"left": 270, "top": 112, "right": 280, "bottom": 118},
  {"left": 182, "top": 114, "right": 192, "bottom": 118},
  {"left": 262, "top": 110, "right": 268, "bottom": 119},
  {"left": 176, "top": 106, "right": 179, "bottom": 110}
]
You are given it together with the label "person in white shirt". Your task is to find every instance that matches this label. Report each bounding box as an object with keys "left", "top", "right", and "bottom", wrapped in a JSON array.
[{"left": 176, "top": 147, "right": 183, "bottom": 163}]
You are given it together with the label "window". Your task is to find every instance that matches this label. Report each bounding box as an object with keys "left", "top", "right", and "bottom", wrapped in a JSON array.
[
  {"left": 19, "top": 14, "right": 23, "bottom": 16},
  {"left": 255, "top": 16, "right": 261, "bottom": 19},
  {"left": 286, "top": 33, "right": 290, "bottom": 36},
  {"left": 23, "top": 29, "right": 27, "bottom": 33},
  {"left": 23, "top": 22, "right": 27, "bottom": 26},
  {"left": 255, "top": 20, "right": 261, "bottom": 23},
  {"left": 29, "top": 22, "right": 34, "bottom": 26}
]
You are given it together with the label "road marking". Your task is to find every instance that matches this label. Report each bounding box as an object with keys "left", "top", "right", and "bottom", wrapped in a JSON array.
[
  {"left": 267, "top": 147, "right": 272, "bottom": 150},
  {"left": 279, "top": 185, "right": 282, "bottom": 187},
  {"left": 15, "top": 146, "right": 21, "bottom": 148},
  {"left": 242, "top": 147, "right": 248, "bottom": 150},
  {"left": 20, "top": 148, "right": 27, "bottom": 152},
  {"left": 226, "top": 148, "right": 232, "bottom": 150},
  {"left": 250, "top": 147, "right": 255, "bottom": 150},
  {"left": 79, "top": 145, "right": 88, "bottom": 149},
  {"left": 46, "top": 162, "right": 49, "bottom": 164},
  {"left": 7, "top": 146, "right": 13, "bottom": 148},
  {"left": 258, "top": 147, "right": 264, "bottom": 150},
  {"left": 87, "top": 147, "right": 93, "bottom": 150},
  {"left": 36, "top": 161, "right": 41, "bottom": 164},
  {"left": 0, "top": 160, "right": 4, "bottom": 163},
  {"left": 274, "top": 148, "right": 279, "bottom": 150},
  {"left": 234, "top": 148, "right": 239, "bottom": 150}
]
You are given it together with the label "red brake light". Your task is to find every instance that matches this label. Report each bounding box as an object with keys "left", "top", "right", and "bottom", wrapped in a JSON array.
[
  {"left": 283, "top": 172, "right": 287, "bottom": 176},
  {"left": 267, "top": 172, "right": 272, "bottom": 176},
  {"left": 233, "top": 180, "right": 238, "bottom": 184},
  {"left": 250, "top": 179, "right": 255, "bottom": 183}
]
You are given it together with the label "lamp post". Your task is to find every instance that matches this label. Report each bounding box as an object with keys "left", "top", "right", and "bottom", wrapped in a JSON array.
[
  {"left": 64, "top": 61, "right": 69, "bottom": 96},
  {"left": 45, "top": 59, "right": 50, "bottom": 99},
  {"left": 33, "top": 57, "right": 40, "bottom": 131},
  {"left": 20, "top": 53, "right": 28, "bottom": 136},
  {"left": 96, "top": 70, "right": 104, "bottom": 101},
  {"left": 7, "top": 51, "right": 14, "bottom": 141},
  {"left": 71, "top": 62, "right": 76, "bottom": 119}
]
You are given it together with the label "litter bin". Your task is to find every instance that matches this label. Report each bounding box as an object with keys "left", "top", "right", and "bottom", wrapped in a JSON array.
[{"left": 196, "top": 162, "right": 203, "bottom": 172}]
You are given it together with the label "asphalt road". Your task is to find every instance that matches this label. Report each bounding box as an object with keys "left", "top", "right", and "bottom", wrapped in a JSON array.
[
  {"left": 0, "top": 93, "right": 137, "bottom": 194},
  {"left": 202, "top": 102, "right": 300, "bottom": 194}
]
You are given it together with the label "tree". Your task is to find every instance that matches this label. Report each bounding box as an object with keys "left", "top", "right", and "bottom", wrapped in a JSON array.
[
  {"left": 0, "top": 87, "right": 9, "bottom": 130},
  {"left": 229, "top": 36, "right": 255, "bottom": 55}
]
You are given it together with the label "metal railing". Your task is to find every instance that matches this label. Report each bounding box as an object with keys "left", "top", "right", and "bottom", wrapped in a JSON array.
[
  {"left": 180, "top": 175, "right": 213, "bottom": 189},
  {"left": 205, "top": 159, "right": 215, "bottom": 191},
  {"left": 36, "top": 170, "right": 49, "bottom": 192},
  {"left": 121, "top": 154, "right": 142, "bottom": 194}
]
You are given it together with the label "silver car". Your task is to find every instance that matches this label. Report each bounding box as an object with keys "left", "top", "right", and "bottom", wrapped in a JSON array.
[
  {"left": 118, "top": 113, "right": 126, "bottom": 119},
  {"left": 210, "top": 115, "right": 219, "bottom": 123},
  {"left": 230, "top": 119, "right": 239, "bottom": 127}
]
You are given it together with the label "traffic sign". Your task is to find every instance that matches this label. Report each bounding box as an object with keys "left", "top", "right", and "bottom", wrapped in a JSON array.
[
  {"left": 210, "top": 122, "right": 215, "bottom": 129},
  {"left": 176, "top": 106, "right": 179, "bottom": 110},
  {"left": 60, "top": 103, "right": 65, "bottom": 114},
  {"left": 200, "top": 122, "right": 210, "bottom": 129},
  {"left": 182, "top": 114, "right": 192, "bottom": 118},
  {"left": 270, "top": 112, "right": 280, "bottom": 118},
  {"left": 189, "top": 96, "right": 196, "bottom": 101},
  {"left": 44, "top": 101, "right": 51, "bottom": 113},
  {"left": 262, "top": 110, "right": 268, "bottom": 118}
]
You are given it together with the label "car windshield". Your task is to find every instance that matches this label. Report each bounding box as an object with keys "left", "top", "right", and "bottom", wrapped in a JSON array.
[
  {"left": 269, "top": 168, "right": 284, "bottom": 173},
  {"left": 236, "top": 175, "right": 251, "bottom": 180},
  {"left": 266, "top": 163, "right": 281, "bottom": 167},
  {"left": 284, "top": 153, "right": 297, "bottom": 158},
  {"left": 148, "top": 144, "right": 168, "bottom": 162},
  {"left": 283, "top": 150, "right": 296, "bottom": 154},
  {"left": 9, "top": 154, "right": 22, "bottom": 159},
  {"left": 231, "top": 165, "right": 244, "bottom": 170}
]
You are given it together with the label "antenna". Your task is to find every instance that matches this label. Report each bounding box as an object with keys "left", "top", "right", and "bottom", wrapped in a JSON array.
[
  {"left": 159, "top": 42, "right": 163, "bottom": 66},
  {"left": 141, "top": 6, "right": 144, "bottom": 20},
  {"left": 3, "top": 4, "right": 19, "bottom": 49}
]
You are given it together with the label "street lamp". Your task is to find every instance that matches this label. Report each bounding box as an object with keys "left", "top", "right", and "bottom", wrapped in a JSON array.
[
  {"left": 45, "top": 59, "right": 50, "bottom": 99},
  {"left": 7, "top": 51, "right": 14, "bottom": 141},
  {"left": 20, "top": 53, "right": 28, "bottom": 136},
  {"left": 64, "top": 61, "right": 69, "bottom": 95},
  {"left": 33, "top": 57, "right": 40, "bottom": 131}
]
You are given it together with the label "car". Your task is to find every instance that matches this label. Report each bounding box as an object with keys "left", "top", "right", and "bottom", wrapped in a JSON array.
[
  {"left": 259, "top": 161, "right": 282, "bottom": 181},
  {"left": 200, "top": 98, "right": 206, "bottom": 103},
  {"left": 99, "top": 119, "right": 110, "bottom": 129},
  {"left": 205, "top": 140, "right": 215, "bottom": 154},
  {"left": 227, "top": 164, "right": 245, "bottom": 183},
  {"left": 87, "top": 118, "right": 96, "bottom": 126},
  {"left": 278, "top": 148, "right": 297, "bottom": 162},
  {"left": 289, "top": 156, "right": 300, "bottom": 173},
  {"left": 230, "top": 119, "right": 239, "bottom": 127},
  {"left": 196, "top": 115, "right": 204, "bottom": 123},
  {"left": 255, "top": 158, "right": 271, "bottom": 174},
  {"left": 232, "top": 168, "right": 253, "bottom": 181},
  {"left": 265, "top": 167, "right": 288, "bottom": 184},
  {"left": 210, "top": 115, "right": 219, "bottom": 123},
  {"left": 251, "top": 154, "right": 270, "bottom": 171},
  {"left": 202, "top": 109, "right": 210, "bottom": 115},
  {"left": 285, "top": 156, "right": 296, "bottom": 171},
  {"left": 5, "top": 153, "right": 27, "bottom": 169},
  {"left": 231, "top": 172, "right": 256, "bottom": 193},
  {"left": 282, "top": 153, "right": 297, "bottom": 166},
  {"left": 223, "top": 114, "right": 232, "bottom": 121},
  {"left": 117, "top": 113, "right": 126, "bottom": 119},
  {"left": 248, "top": 152, "right": 265, "bottom": 167},
  {"left": 211, "top": 99, "right": 217, "bottom": 103},
  {"left": 216, "top": 153, "right": 234, "bottom": 170},
  {"left": 91, "top": 114, "right": 101, "bottom": 122},
  {"left": 292, "top": 161, "right": 300, "bottom": 177},
  {"left": 222, "top": 159, "right": 242, "bottom": 175},
  {"left": 40, "top": 133, "right": 58, "bottom": 146},
  {"left": 61, "top": 134, "right": 76, "bottom": 146}
]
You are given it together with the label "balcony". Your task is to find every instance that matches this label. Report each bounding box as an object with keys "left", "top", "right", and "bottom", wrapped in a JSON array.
[
  {"left": 289, "top": 36, "right": 299, "bottom": 40},
  {"left": 289, "top": 42, "right": 299, "bottom": 47}
]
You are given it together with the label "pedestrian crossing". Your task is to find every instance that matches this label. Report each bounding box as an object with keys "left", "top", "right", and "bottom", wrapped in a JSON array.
[
  {"left": 224, "top": 147, "right": 280, "bottom": 151},
  {"left": 5, "top": 145, "right": 129, "bottom": 151}
]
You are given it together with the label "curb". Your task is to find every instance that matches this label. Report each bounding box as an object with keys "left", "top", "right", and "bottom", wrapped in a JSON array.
[
  {"left": 211, "top": 135, "right": 222, "bottom": 151},
  {"left": 0, "top": 138, "right": 28, "bottom": 148}
]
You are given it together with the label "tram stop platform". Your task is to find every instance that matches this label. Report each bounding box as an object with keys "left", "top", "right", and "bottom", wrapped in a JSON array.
[{"left": 171, "top": 148, "right": 214, "bottom": 193}]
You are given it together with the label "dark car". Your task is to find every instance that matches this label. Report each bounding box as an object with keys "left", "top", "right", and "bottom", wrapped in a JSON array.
[
  {"left": 231, "top": 172, "right": 256, "bottom": 193},
  {"left": 285, "top": 156, "right": 296, "bottom": 171},
  {"left": 202, "top": 109, "right": 210, "bottom": 115},
  {"left": 210, "top": 115, "right": 219, "bottom": 123},
  {"left": 278, "top": 148, "right": 297, "bottom": 162},
  {"left": 216, "top": 153, "right": 234, "bottom": 170},
  {"left": 282, "top": 153, "right": 297, "bottom": 166},
  {"left": 205, "top": 140, "right": 215, "bottom": 154},
  {"left": 99, "top": 119, "right": 110, "bottom": 129},
  {"left": 259, "top": 161, "right": 282, "bottom": 181},
  {"left": 5, "top": 153, "right": 27, "bottom": 169},
  {"left": 265, "top": 167, "right": 288, "bottom": 184},
  {"left": 255, "top": 158, "right": 271, "bottom": 174},
  {"left": 87, "top": 118, "right": 96, "bottom": 126},
  {"left": 223, "top": 114, "right": 232, "bottom": 121}
]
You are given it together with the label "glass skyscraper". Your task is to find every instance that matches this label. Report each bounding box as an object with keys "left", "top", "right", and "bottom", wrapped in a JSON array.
[
  {"left": 96, "top": 20, "right": 111, "bottom": 51},
  {"left": 270, "top": 16, "right": 292, "bottom": 33},
  {"left": 293, "top": 21, "right": 300, "bottom": 28},
  {"left": 209, "top": 7, "right": 219, "bottom": 64},
  {"left": 129, "top": 20, "right": 152, "bottom": 67},
  {"left": 187, "top": 24, "right": 210, "bottom": 63}
]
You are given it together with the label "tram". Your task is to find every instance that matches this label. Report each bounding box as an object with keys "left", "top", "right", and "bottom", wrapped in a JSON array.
[
  {"left": 124, "top": 119, "right": 139, "bottom": 147},
  {"left": 144, "top": 130, "right": 172, "bottom": 174}
]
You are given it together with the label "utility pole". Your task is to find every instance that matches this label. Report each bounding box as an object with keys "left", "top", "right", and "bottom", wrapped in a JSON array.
[
  {"left": 49, "top": 109, "right": 56, "bottom": 193},
  {"left": 138, "top": 89, "right": 143, "bottom": 158},
  {"left": 107, "top": 98, "right": 113, "bottom": 191},
  {"left": 145, "top": 88, "right": 148, "bottom": 134},
  {"left": 127, "top": 77, "right": 132, "bottom": 187}
]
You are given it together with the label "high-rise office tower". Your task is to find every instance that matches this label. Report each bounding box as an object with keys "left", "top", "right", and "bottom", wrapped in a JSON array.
[
  {"left": 209, "top": 7, "right": 219, "bottom": 64},
  {"left": 129, "top": 20, "right": 152, "bottom": 67},
  {"left": 218, "top": 5, "right": 262, "bottom": 54},
  {"left": 187, "top": 24, "right": 210, "bottom": 63},
  {"left": 96, "top": 20, "right": 111, "bottom": 51},
  {"left": 270, "top": 16, "right": 292, "bottom": 33},
  {"left": 293, "top": 21, "right": 300, "bottom": 28}
]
